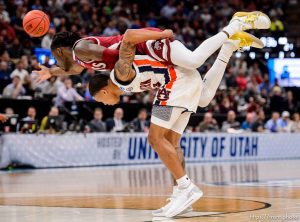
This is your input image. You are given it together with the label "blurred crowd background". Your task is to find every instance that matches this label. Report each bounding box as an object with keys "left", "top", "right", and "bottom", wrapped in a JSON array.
[{"left": 0, "top": 0, "right": 300, "bottom": 134}]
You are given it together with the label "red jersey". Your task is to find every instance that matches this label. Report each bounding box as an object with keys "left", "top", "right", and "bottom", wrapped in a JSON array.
[{"left": 72, "top": 28, "right": 173, "bottom": 71}]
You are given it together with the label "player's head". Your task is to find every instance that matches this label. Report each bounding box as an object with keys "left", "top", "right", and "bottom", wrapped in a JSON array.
[
  {"left": 89, "top": 73, "right": 122, "bottom": 105},
  {"left": 50, "top": 32, "right": 81, "bottom": 71}
]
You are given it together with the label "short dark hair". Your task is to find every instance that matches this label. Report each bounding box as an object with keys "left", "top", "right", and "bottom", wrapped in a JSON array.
[
  {"left": 89, "top": 73, "right": 110, "bottom": 97},
  {"left": 50, "top": 32, "right": 81, "bottom": 50}
]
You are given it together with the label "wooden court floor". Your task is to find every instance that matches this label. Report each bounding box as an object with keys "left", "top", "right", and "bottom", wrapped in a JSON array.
[{"left": 0, "top": 160, "right": 300, "bottom": 222}]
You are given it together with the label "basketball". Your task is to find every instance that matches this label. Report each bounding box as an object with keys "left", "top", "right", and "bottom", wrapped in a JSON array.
[{"left": 23, "top": 10, "right": 50, "bottom": 37}]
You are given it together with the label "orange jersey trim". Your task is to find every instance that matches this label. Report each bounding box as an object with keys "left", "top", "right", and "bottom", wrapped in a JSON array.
[
  {"left": 160, "top": 66, "right": 177, "bottom": 106},
  {"left": 134, "top": 59, "right": 168, "bottom": 68}
]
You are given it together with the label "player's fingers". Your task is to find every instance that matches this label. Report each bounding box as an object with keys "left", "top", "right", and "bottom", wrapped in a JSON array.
[
  {"left": 37, "top": 78, "right": 44, "bottom": 84},
  {"left": 38, "top": 63, "right": 47, "bottom": 70}
]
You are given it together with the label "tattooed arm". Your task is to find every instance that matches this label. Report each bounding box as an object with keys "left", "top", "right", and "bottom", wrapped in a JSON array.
[
  {"left": 114, "top": 29, "right": 174, "bottom": 82},
  {"left": 114, "top": 40, "right": 136, "bottom": 83}
]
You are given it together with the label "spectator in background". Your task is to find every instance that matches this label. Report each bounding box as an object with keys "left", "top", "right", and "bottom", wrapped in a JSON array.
[
  {"left": 22, "top": 106, "right": 37, "bottom": 122},
  {"left": 291, "top": 113, "right": 300, "bottom": 133},
  {"left": 106, "top": 108, "right": 125, "bottom": 132},
  {"left": 82, "top": 69, "right": 95, "bottom": 86},
  {"left": 131, "top": 108, "right": 150, "bottom": 132},
  {"left": 221, "top": 110, "right": 240, "bottom": 132},
  {"left": 55, "top": 78, "right": 83, "bottom": 107},
  {"left": 252, "top": 109, "right": 266, "bottom": 132},
  {"left": 83, "top": 84, "right": 94, "bottom": 101},
  {"left": 278, "top": 111, "right": 293, "bottom": 132},
  {"left": 285, "top": 91, "right": 297, "bottom": 114},
  {"left": 248, "top": 62, "right": 262, "bottom": 84},
  {"left": 41, "top": 26, "right": 56, "bottom": 49},
  {"left": 0, "top": 60, "right": 11, "bottom": 91},
  {"left": 10, "top": 60, "right": 28, "bottom": 82},
  {"left": 270, "top": 86, "right": 285, "bottom": 113},
  {"left": 160, "top": 0, "right": 177, "bottom": 20},
  {"left": 3, "top": 107, "right": 18, "bottom": 132},
  {"left": 20, "top": 106, "right": 38, "bottom": 133},
  {"left": 225, "top": 67, "right": 237, "bottom": 88},
  {"left": 86, "top": 108, "right": 106, "bottom": 133},
  {"left": 103, "top": 20, "right": 119, "bottom": 36},
  {"left": 219, "top": 96, "right": 234, "bottom": 114},
  {"left": 236, "top": 71, "right": 247, "bottom": 90},
  {"left": 23, "top": 75, "right": 35, "bottom": 97},
  {"left": 197, "top": 112, "right": 219, "bottom": 133},
  {"left": 0, "top": 1, "right": 10, "bottom": 23},
  {"left": 0, "top": 61, "right": 11, "bottom": 81},
  {"left": 42, "top": 76, "right": 60, "bottom": 97},
  {"left": 40, "top": 106, "right": 63, "bottom": 133},
  {"left": 247, "top": 97, "right": 259, "bottom": 113},
  {"left": 2, "top": 75, "right": 25, "bottom": 98},
  {"left": 265, "top": 112, "right": 281, "bottom": 133},
  {"left": 241, "top": 112, "right": 254, "bottom": 131},
  {"left": 259, "top": 74, "right": 272, "bottom": 94}
]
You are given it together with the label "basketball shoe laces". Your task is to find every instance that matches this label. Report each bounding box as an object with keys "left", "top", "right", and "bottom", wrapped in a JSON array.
[{"left": 242, "top": 14, "right": 259, "bottom": 30}]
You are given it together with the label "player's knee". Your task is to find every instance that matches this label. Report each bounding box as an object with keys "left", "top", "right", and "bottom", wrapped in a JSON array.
[
  {"left": 198, "top": 99, "right": 211, "bottom": 107},
  {"left": 186, "top": 59, "right": 200, "bottom": 69},
  {"left": 148, "top": 131, "right": 161, "bottom": 148},
  {"left": 198, "top": 90, "right": 213, "bottom": 107}
]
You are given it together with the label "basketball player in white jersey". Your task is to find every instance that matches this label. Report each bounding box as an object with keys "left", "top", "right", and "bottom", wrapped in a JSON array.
[{"left": 88, "top": 11, "right": 269, "bottom": 217}]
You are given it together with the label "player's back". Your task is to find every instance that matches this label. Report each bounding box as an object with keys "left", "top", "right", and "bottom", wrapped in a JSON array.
[
  {"left": 111, "top": 55, "right": 202, "bottom": 112},
  {"left": 111, "top": 55, "right": 201, "bottom": 92},
  {"left": 72, "top": 35, "right": 123, "bottom": 71}
]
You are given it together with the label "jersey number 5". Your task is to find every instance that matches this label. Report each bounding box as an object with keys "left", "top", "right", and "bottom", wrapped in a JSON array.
[{"left": 92, "top": 62, "right": 106, "bottom": 70}]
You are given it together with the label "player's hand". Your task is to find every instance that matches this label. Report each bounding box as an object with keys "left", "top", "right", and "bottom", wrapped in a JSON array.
[
  {"left": 162, "top": 29, "right": 174, "bottom": 41},
  {"left": 0, "top": 114, "right": 8, "bottom": 123},
  {"left": 32, "top": 64, "right": 52, "bottom": 83}
]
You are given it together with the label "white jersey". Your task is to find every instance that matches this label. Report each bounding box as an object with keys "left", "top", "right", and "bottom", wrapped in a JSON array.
[{"left": 110, "top": 55, "right": 203, "bottom": 112}]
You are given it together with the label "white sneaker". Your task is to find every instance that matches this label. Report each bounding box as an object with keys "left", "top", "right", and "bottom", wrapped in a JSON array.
[
  {"left": 152, "top": 186, "right": 193, "bottom": 217},
  {"left": 230, "top": 11, "right": 271, "bottom": 30},
  {"left": 164, "top": 183, "right": 203, "bottom": 218}
]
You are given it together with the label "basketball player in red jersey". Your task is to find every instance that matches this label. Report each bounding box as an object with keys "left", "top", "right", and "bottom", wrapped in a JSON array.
[
  {"left": 35, "top": 28, "right": 174, "bottom": 81},
  {"left": 34, "top": 11, "right": 271, "bottom": 82}
]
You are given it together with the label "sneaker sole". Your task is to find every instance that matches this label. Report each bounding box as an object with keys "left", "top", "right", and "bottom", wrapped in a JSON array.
[
  {"left": 230, "top": 32, "right": 264, "bottom": 49},
  {"left": 165, "top": 191, "right": 203, "bottom": 218},
  {"left": 152, "top": 206, "right": 193, "bottom": 217},
  {"left": 231, "top": 11, "right": 271, "bottom": 29}
]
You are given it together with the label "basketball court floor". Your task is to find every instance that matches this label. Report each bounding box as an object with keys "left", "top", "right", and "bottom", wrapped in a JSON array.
[{"left": 0, "top": 159, "right": 300, "bottom": 222}]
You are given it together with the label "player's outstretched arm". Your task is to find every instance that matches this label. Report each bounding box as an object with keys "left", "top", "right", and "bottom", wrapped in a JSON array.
[
  {"left": 113, "top": 28, "right": 173, "bottom": 82},
  {"left": 33, "top": 64, "right": 84, "bottom": 83},
  {"left": 123, "top": 29, "right": 174, "bottom": 45},
  {"left": 74, "top": 28, "right": 173, "bottom": 62}
]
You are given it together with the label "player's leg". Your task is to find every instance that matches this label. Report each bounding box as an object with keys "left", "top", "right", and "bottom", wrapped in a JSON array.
[
  {"left": 198, "top": 32, "right": 263, "bottom": 107},
  {"left": 169, "top": 32, "right": 228, "bottom": 70},
  {"left": 148, "top": 107, "right": 186, "bottom": 179},
  {"left": 151, "top": 129, "right": 185, "bottom": 217},
  {"left": 169, "top": 11, "right": 271, "bottom": 70},
  {"left": 151, "top": 109, "right": 202, "bottom": 217},
  {"left": 164, "top": 130, "right": 185, "bottom": 185},
  {"left": 197, "top": 39, "right": 237, "bottom": 107}
]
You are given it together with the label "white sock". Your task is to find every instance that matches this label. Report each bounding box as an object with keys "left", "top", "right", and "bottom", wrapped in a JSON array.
[
  {"left": 217, "top": 40, "right": 237, "bottom": 63},
  {"left": 176, "top": 175, "right": 191, "bottom": 189},
  {"left": 223, "top": 20, "right": 241, "bottom": 37}
]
